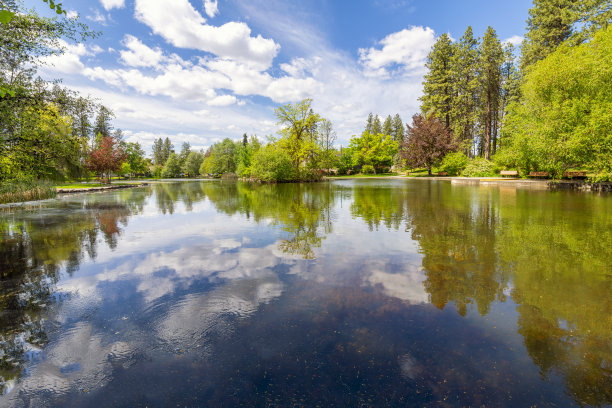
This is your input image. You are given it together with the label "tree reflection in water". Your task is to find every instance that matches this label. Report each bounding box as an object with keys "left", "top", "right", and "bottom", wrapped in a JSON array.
[
  {"left": 0, "top": 180, "right": 610, "bottom": 406},
  {"left": 0, "top": 190, "right": 148, "bottom": 392}
]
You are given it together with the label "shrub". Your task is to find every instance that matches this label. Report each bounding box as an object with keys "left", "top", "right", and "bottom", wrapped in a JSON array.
[
  {"left": 461, "top": 158, "right": 498, "bottom": 177},
  {"left": 362, "top": 164, "right": 375, "bottom": 174},
  {"left": 440, "top": 152, "right": 469, "bottom": 176},
  {"left": 250, "top": 146, "right": 295, "bottom": 182}
]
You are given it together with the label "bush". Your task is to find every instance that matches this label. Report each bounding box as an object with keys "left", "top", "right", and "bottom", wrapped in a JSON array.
[
  {"left": 250, "top": 146, "right": 295, "bottom": 182},
  {"left": 362, "top": 164, "right": 375, "bottom": 174},
  {"left": 440, "top": 152, "right": 469, "bottom": 176},
  {"left": 461, "top": 158, "right": 498, "bottom": 177}
]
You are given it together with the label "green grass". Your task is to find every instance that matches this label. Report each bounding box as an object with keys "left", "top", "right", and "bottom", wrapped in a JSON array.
[
  {"left": 55, "top": 183, "right": 109, "bottom": 189},
  {"left": 327, "top": 173, "right": 400, "bottom": 178}
]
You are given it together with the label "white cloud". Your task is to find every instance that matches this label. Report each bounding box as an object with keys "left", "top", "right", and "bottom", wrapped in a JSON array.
[
  {"left": 66, "top": 10, "right": 78, "bottom": 19},
  {"left": 204, "top": 0, "right": 219, "bottom": 18},
  {"left": 503, "top": 35, "right": 523, "bottom": 47},
  {"left": 119, "top": 35, "right": 165, "bottom": 68},
  {"left": 40, "top": 40, "right": 103, "bottom": 74},
  {"left": 207, "top": 94, "right": 237, "bottom": 106},
  {"left": 134, "top": 0, "right": 279, "bottom": 69},
  {"left": 100, "top": 0, "right": 125, "bottom": 11},
  {"left": 86, "top": 9, "right": 107, "bottom": 23},
  {"left": 359, "top": 26, "right": 435, "bottom": 77}
]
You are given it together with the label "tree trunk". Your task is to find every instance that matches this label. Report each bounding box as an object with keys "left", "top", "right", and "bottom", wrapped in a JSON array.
[
  {"left": 485, "top": 92, "right": 492, "bottom": 160},
  {"left": 427, "top": 166, "right": 432, "bottom": 176}
]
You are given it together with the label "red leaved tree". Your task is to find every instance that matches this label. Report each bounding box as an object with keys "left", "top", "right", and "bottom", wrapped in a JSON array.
[
  {"left": 401, "top": 114, "right": 460, "bottom": 175},
  {"left": 86, "top": 135, "right": 127, "bottom": 183}
]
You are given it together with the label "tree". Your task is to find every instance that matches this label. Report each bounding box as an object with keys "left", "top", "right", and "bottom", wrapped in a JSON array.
[
  {"left": 85, "top": 134, "right": 126, "bottom": 183},
  {"left": 401, "top": 114, "right": 460, "bottom": 175},
  {"left": 498, "top": 26, "right": 612, "bottom": 179},
  {"left": 178, "top": 141, "right": 191, "bottom": 168},
  {"left": 520, "top": 0, "right": 611, "bottom": 70},
  {"left": 391, "top": 114, "right": 404, "bottom": 142},
  {"left": 348, "top": 131, "right": 399, "bottom": 174},
  {"left": 182, "top": 151, "right": 204, "bottom": 177},
  {"left": 420, "top": 33, "right": 456, "bottom": 128},
  {"left": 152, "top": 138, "right": 164, "bottom": 166},
  {"left": 124, "top": 142, "right": 147, "bottom": 177},
  {"left": 161, "top": 137, "right": 174, "bottom": 164},
  {"left": 201, "top": 138, "right": 237, "bottom": 175},
  {"left": 382, "top": 115, "right": 393, "bottom": 137},
  {"left": 250, "top": 146, "right": 295, "bottom": 182},
  {"left": 478, "top": 27, "right": 504, "bottom": 159},
  {"left": 93, "top": 105, "right": 114, "bottom": 138},
  {"left": 451, "top": 26, "right": 480, "bottom": 151},
  {"left": 161, "top": 153, "right": 181, "bottom": 178},
  {"left": 275, "top": 98, "right": 322, "bottom": 177},
  {"left": 318, "top": 118, "right": 337, "bottom": 171}
]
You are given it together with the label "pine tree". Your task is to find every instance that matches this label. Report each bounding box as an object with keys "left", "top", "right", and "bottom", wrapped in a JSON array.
[
  {"left": 178, "top": 142, "right": 191, "bottom": 169},
  {"left": 420, "top": 33, "right": 456, "bottom": 128},
  {"left": 371, "top": 115, "right": 382, "bottom": 135},
  {"left": 152, "top": 138, "right": 164, "bottom": 166},
  {"left": 478, "top": 27, "right": 504, "bottom": 159},
  {"left": 451, "top": 26, "right": 480, "bottom": 153},
  {"left": 391, "top": 114, "right": 404, "bottom": 142},
  {"left": 520, "top": 0, "right": 575, "bottom": 69},
  {"left": 365, "top": 113, "right": 375, "bottom": 133},
  {"left": 93, "top": 105, "right": 114, "bottom": 138},
  {"left": 161, "top": 137, "right": 174, "bottom": 164},
  {"left": 242, "top": 133, "right": 248, "bottom": 146},
  {"left": 382, "top": 115, "right": 393, "bottom": 137}
]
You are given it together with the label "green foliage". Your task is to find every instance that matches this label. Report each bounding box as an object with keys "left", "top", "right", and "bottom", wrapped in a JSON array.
[
  {"left": 420, "top": 33, "right": 455, "bottom": 128},
  {"left": 234, "top": 135, "right": 260, "bottom": 177},
  {"left": 361, "top": 164, "right": 375, "bottom": 174},
  {"left": 500, "top": 26, "right": 612, "bottom": 179},
  {"left": 275, "top": 99, "right": 322, "bottom": 177},
  {"left": 182, "top": 151, "right": 204, "bottom": 177},
  {"left": 161, "top": 153, "right": 181, "bottom": 178},
  {"left": 348, "top": 131, "right": 398, "bottom": 174},
  {"left": 461, "top": 157, "right": 497, "bottom": 177},
  {"left": 440, "top": 151, "right": 470, "bottom": 176},
  {"left": 201, "top": 138, "right": 237, "bottom": 175},
  {"left": 124, "top": 142, "right": 147, "bottom": 176},
  {"left": 336, "top": 149, "right": 354, "bottom": 175},
  {"left": 250, "top": 146, "right": 295, "bottom": 182}
]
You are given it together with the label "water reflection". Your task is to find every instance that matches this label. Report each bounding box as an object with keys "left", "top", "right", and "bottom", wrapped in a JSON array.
[{"left": 0, "top": 180, "right": 609, "bottom": 406}]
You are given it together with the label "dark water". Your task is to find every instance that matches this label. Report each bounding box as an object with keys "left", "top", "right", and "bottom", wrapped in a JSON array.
[{"left": 0, "top": 180, "right": 610, "bottom": 407}]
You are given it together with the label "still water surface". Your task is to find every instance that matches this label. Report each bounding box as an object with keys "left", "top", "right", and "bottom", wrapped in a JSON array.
[{"left": 0, "top": 180, "right": 610, "bottom": 407}]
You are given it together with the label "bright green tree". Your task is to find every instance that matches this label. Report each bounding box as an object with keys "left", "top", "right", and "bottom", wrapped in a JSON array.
[
  {"left": 348, "top": 131, "right": 399, "bottom": 174},
  {"left": 275, "top": 98, "right": 322, "bottom": 177},
  {"left": 182, "top": 151, "right": 204, "bottom": 177},
  {"left": 498, "top": 26, "right": 612, "bottom": 179},
  {"left": 161, "top": 153, "right": 181, "bottom": 178}
]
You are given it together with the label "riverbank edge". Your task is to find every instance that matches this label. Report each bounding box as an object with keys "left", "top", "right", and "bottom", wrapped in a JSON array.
[
  {"left": 325, "top": 176, "right": 612, "bottom": 192},
  {"left": 56, "top": 183, "right": 148, "bottom": 194}
]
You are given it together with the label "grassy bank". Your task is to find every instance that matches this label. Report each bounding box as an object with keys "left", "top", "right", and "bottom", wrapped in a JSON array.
[{"left": 0, "top": 180, "right": 57, "bottom": 204}]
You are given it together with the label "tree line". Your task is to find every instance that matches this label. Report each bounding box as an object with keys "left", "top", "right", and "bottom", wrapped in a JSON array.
[{"left": 412, "top": 0, "right": 611, "bottom": 179}]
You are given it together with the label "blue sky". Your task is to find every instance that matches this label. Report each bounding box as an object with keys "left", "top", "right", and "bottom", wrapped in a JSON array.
[{"left": 28, "top": 0, "right": 532, "bottom": 153}]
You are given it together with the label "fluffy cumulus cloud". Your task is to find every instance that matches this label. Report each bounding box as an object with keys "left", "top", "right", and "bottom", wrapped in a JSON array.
[
  {"left": 100, "top": 0, "right": 125, "bottom": 11},
  {"left": 203, "top": 0, "right": 219, "bottom": 18},
  {"left": 359, "top": 26, "right": 435, "bottom": 77},
  {"left": 134, "top": 0, "right": 279, "bottom": 69},
  {"left": 119, "top": 35, "right": 165, "bottom": 68}
]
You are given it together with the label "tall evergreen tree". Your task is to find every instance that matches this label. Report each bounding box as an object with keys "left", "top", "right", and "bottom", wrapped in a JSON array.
[
  {"left": 382, "top": 115, "right": 393, "bottom": 136},
  {"left": 242, "top": 133, "right": 248, "bottom": 146},
  {"left": 178, "top": 142, "right": 191, "bottom": 168},
  {"left": 161, "top": 137, "right": 174, "bottom": 164},
  {"left": 93, "top": 105, "right": 114, "bottom": 138},
  {"left": 478, "top": 27, "right": 504, "bottom": 159},
  {"left": 365, "top": 113, "right": 375, "bottom": 133},
  {"left": 371, "top": 115, "right": 382, "bottom": 135},
  {"left": 152, "top": 138, "right": 164, "bottom": 166},
  {"left": 451, "top": 26, "right": 480, "bottom": 153},
  {"left": 420, "top": 33, "right": 456, "bottom": 128},
  {"left": 520, "top": 0, "right": 576, "bottom": 69},
  {"left": 391, "top": 114, "right": 404, "bottom": 142}
]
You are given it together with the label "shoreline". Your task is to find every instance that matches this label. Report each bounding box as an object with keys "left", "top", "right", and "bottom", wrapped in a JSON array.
[{"left": 56, "top": 182, "right": 149, "bottom": 194}]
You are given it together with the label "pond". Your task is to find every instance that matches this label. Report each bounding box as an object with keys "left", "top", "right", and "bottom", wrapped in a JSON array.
[{"left": 0, "top": 179, "right": 610, "bottom": 407}]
